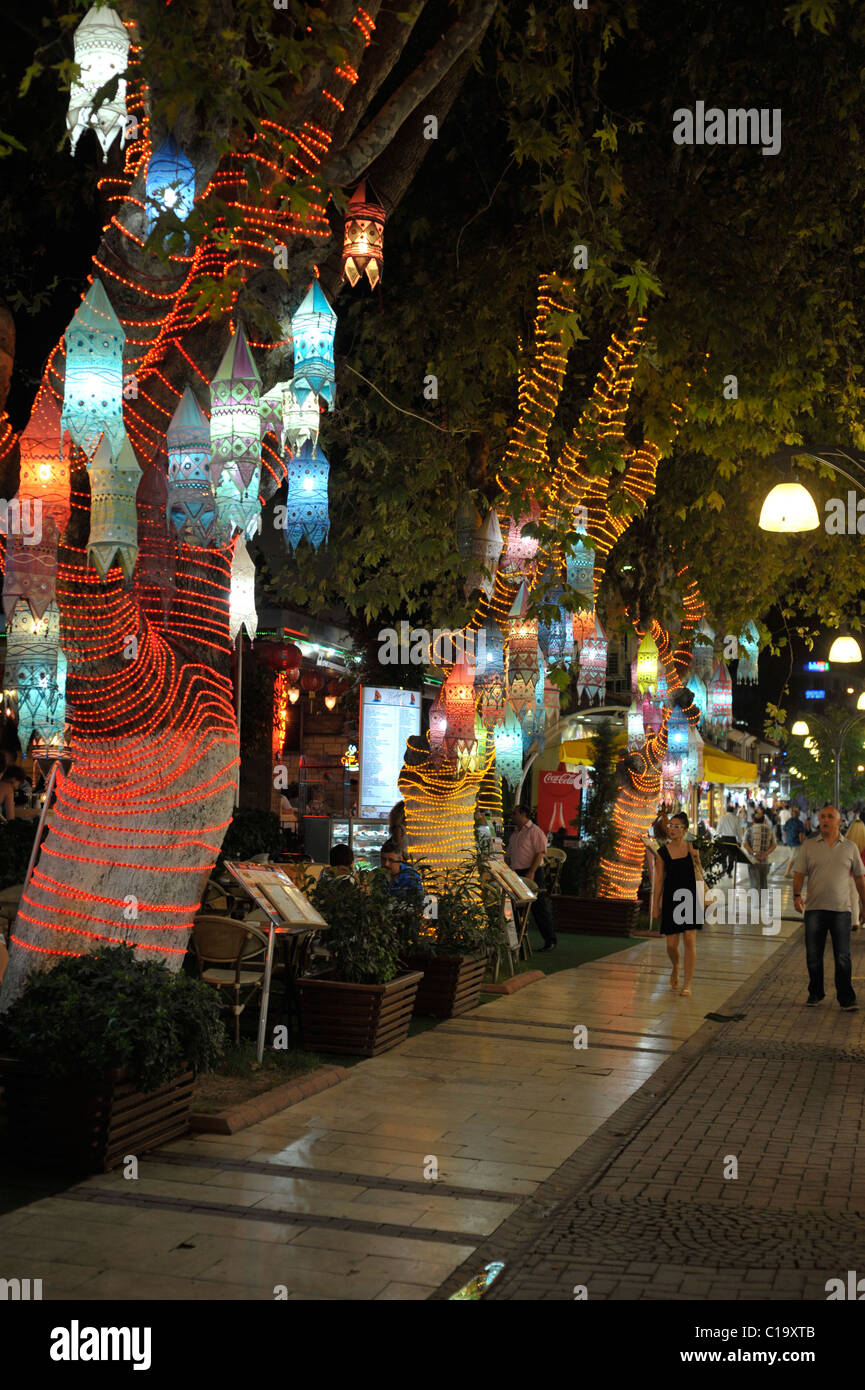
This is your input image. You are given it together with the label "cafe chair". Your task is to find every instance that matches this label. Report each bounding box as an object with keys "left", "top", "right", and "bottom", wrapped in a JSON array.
[
  {"left": 543, "top": 847, "right": 567, "bottom": 896},
  {"left": 191, "top": 916, "right": 270, "bottom": 1045}
]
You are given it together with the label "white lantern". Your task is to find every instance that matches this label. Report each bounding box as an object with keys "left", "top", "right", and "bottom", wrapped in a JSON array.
[
  {"left": 229, "top": 539, "right": 257, "bottom": 641},
  {"left": 281, "top": 380, "right": 321, "bottom": 454},
  {"left": 67, "top": 5, "right": 130, "bottom": 162}
]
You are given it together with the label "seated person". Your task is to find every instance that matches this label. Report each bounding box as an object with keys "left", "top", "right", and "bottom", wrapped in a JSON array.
[
  {"left": 326, "top": 842, "right": 355, "bottom": 878},
  {"left": 0, "top": 765, "right": 38, "bottom": 821},
  {"left": 380, "top": 837, "right": 422, "bottom": 895}
]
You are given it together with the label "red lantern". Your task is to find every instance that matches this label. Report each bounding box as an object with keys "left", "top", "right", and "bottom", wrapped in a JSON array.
[
  {"left": 282, "top": 641, "right": 303, "bottom": 668},
  {"left": 286, "top": 666, "right": 300, "bottom": 683},
  {"left": 300, "top": 669, "right": 324, "bottom": 707}
]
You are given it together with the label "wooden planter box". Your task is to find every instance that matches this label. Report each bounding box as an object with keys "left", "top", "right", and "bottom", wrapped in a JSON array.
[
  {"left": 404, "top": 952, "right": 487, "bottom": 1018},
  {"left": 552, "top": 895, "right": 639, "bottom": 937},
  {"left": 297, "top": 970, "right": 423, "bottom": 1057},
  {"left": 0, "top": 1058, "right": 195, "bottom": 1174}
]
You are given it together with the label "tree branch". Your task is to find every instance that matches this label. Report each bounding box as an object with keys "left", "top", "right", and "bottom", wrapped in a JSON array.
[
  {"left": 323, "top": 0, "right": 497, "bottom": 186},
  {"left": 330, "top": 0, "right": 427, "bottom": 153}
]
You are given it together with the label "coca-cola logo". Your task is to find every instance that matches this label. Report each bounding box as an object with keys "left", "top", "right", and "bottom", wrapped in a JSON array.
[{"left": 542, "top": 772, "right": 590, "bottom": 787}]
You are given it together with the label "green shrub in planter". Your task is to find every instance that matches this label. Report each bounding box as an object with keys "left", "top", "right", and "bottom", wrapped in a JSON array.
[
  {"left": 311, "top": 868, "right": 426, "bottom": 983},
  {"left": 410, "top": 862, "right": 500, "bottom": 957},
  {"left": 0, "top": 943, "right": 225, "bottom": 1092}
]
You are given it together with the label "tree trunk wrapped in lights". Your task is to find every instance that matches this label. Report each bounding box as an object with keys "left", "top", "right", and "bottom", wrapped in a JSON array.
[{"left": 0, "top": 0, "right": 499, "bottom": 1007}]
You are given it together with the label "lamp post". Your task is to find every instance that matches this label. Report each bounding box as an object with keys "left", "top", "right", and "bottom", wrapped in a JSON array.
[{"left": 832, "top": 693, "right": 865, "bottom": 809}]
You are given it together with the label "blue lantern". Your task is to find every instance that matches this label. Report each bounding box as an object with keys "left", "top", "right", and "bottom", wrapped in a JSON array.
[
  {"left": 736, "top": 621, "right": 760, "bottom": 684},
  {"left": 3, "top": 602, "right": 66, "bottom": 755},
  {"left": 685, "top": 672, "right": 707, "bottom": 720},
  {"left": 167, "top": 387, "right": 216, "bottom": 544},
  {"left": 145, "top": 137, "right": 195, "bottom": 236},
  {"left": 291, "top": 281, "right": 337, "bottom": 410},
  {"left": 61, "top": 278, "right": 125, "bottom": 460},
  {"left": 283, "top": 441, "right": 329, "bottom": 550},
  {"left": 494, "top": 706, "right": 523, "bottom": 791},
  {"left": 667, "top": 707, "right": 689, "bottom": 765},
  {"left": 565, "top": 517, "right": 594, "bottom": 606}
]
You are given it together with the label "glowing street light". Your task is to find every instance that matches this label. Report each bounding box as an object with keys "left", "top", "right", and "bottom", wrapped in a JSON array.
[{"left": 758, "top": 482, "right": 819, "bottom": 533}]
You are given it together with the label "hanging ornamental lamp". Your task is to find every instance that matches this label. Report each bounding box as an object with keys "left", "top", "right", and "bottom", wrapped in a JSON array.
[
  {"left": 476, "top": 619, "right": 506, "bottom": 729},
  {"left": 209, "top": 324, "right": 261, "bottom": 494},
  {"left": 736, "top": 620, "right": 760, "bottom": 684},
  {"left": 428, "top": 690, "right": 448, "bottom": 762},
  {"left": 501, "top": 500, "right": 541, "bottom": 574},
  {"left": 229, "top": 540, "right": 257, "bottom": 641},
  {"left": 67, "top": 4, "right": 130, "bottom": 162},
  {"left": 708, "top": 661, "right": 733, "bottom": 732},
  {"left": 61, "top": 278, "right": 125, "bottom": 461},
  {"left": 693, "top": 620, "right": 715, "bottom": 682},
  {"left": 543, "top": 676, "right": 560, "bottom": 732},
  {"left": 538, "top": 585, "right": 574, "bottom": 666},
  {"left": 17, "top": 390, "right": 70, "bottom": 533},
  {"left": 565, "top": 531, "right": 595, "bottom": 606},
  {"left": 145, "top": 137, "right": 195, "bottom": 234},
  {"left": 464, "top": 509, "right": 503, "bottom": 599},
  {"left": 443, "top": 662, "right": 477, "bottom": 766},
  {"left": 3, "top": 603, "right": 65, "bottom": 756},
  {"left": 681, "top": 726, "right": 704, "bottom": 793},
  {"left": 506, "top": 584, "right": 539, "bottom": 701},
  {"left": 627, "top": 699, "right": 644, "bottom": 748},
  {"left": 494, "top": 705, "right": 523, "bottom": 791},
  {"left": 577, "top": 614, "right": 608, "bottom": 703},
  {"left": 86, "top": 434, "right": 141, "bottom": 581},
  {"left": 522, "top": 669, "right": 548, "bottom": 757},
  {"left": 636, "top": 631, "right": 660, "bottom": 695},
  {"left": 166, "top": 387, "right": 216, "bottom": 545},
  {"left": 642, "top": 691, "right": 663, "bottom": 737},
  {"left": 685, "top": 672, "right": 708, "bottom": 721},
  {"left": 291, "top": 281, "right": 337, "bottom": 411},
  {"left": 281, "top": 381, "right": 321, "bottom": 455},
  {"left": 259, "top": 386, "right": 284, "bottom": 448},
  {"left": 342, "top": 182, "right": 386, "bottom": 289},
  {"left": 283, "top": 440, "right": 329, "bottom": 551},
  {"left": 667, "top": 707, "right": 689, "bottom": 766}
]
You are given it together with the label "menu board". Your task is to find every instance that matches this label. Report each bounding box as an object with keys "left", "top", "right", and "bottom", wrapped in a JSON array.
[{"left": 358, "top": 686, "right": 421, "bottom": 818}]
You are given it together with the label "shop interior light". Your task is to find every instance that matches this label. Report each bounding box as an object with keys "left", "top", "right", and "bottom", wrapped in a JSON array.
[
  {"left": 324, "top": 694, "right": 337, "bottom": 710},
  {"left": 758, "top": 482, "right": 819, "bottom": 533},
  {"left": 858, "top": 692, "right": 865, "bottom": 711},
  {"left": 288, "top": 687, "right": 300, "bottom": 704},
  {"left": 828, "top": 635, "right": 863, "bottom": 663}
]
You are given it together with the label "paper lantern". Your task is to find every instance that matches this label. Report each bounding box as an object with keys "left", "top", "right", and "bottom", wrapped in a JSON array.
[
  {"left": 693, "top": 620, "right": 715, "bottom": 681},
  {"left": 565, "top": 533, "right": 595, "bottom": 605},
  {"left": 342, "top": 182, "right": 386, "bottom": 289},
  {"left": 209, "top": 325, "right": 261, "bottom": 493},
  {"left": 736, "top": 620, "right": 760, "bottom": 684},
  {"left": 67, "top": 4, "right": 130, "bottom": 162},
  {"left": 642, "top": 691, "right": 663, "bottom": 736},
  {"left": 228, "top": 540, "right": 257, "bottom": 642},
  {"left": 3, "top": 603, "right": 65, "bottom": 755},
  {"left": 281, "top": 381, "right": 321, "bottom": 454},
  {"left": 291, "top": 281, "right": 337, "bottom": 411},
  {"left": 543, "top": 676, "right": 560, "bottom": 730},
  {"left": 145, "top": 137, "right": 195, "bottom": 233},
  {"left": 443, "top": 663, "right": 477, "bottom": 767},
  {"left": 17, "top": 390, "right": 70, "bottom": 532},
  {"left": 258, "top": 385, "right": 284, "bottom": 448},
  {"left": 507, "top": 586, "right": 540, "bottom": 700},
  {"left": 572, "top": 609, "right": 595, "bottom": 668},
  {"left": 428, "top": 690, "right": 448, "bottom": 762},
  {"left": 501, "top": 500, "right": 541, "bottom": 574},
  {"left": 685, "top": 672, "right": 708, "bottom": 720},
  {"left": 708, "top": 661, "right": 733, "bottom": 732},
  {"left": 166, "top": 387, "right": 216, "bottom": 545},
  {"left": 284, "top": 440, "right": 329, "bottom": 550},
  {"left": 61, "top": 279, "right": 125, "bottom": 461},
  {"left": 3, "top": 541, "right": 57, "bottom": 623},
  {"left": 636, "top": 631, "right": 659, "bottom": 695},
  {"left": 476, "top": 619, "right": 506, "bottom": 729},
  {"left": 667, "top": 707, "right": 689, "bottom": 764},
  {"left": 538, "top": 585, "right": 573, "bottom": 666},
  {"left": 494, "top": 706, "right": 523, "bottom": 791},
  {"left": 522, "top": 669, "right": 547, "bottom": 756},
  {"left": 464, "top": 509, "right": 503, "bottom": 599},
  {"left": 456, "top": 494, "right": 481, "bottom": 558},
  {"left": 681, "top": 727, "right": 704, "bottom": 793},
  {"left": 577, "top": 614, "right": 607, "bottom": 703},
  {"left": 86, "top": 434, "right": 141, "bottom": 581},
  {"left": 627, "top": 699, "right": 644, "bottom": 748}
]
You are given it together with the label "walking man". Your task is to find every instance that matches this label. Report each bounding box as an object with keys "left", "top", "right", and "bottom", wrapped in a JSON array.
[
  {"left": 744, "top": 805, "right": 774, "bottom": 893},
  {"left": 506, "top": 803, "right": 557, "bottom": 952},
  {"left": 793, "top": 805, "right": 865, "bottom": 1010},
  {"left": 715, "top": 802, "right": 741, "bottom": 877}
]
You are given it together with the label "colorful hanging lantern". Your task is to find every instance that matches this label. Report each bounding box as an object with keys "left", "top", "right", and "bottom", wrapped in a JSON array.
[
  {"left": 3, "top": 603, "right": 65, "bottom": 755},
  {"left": 736, "top": 620, "right": 760, "bottom": 684},
  {"left": 708, "top": 661, "right": 733, "bottom": 732},
  {"left": 209, "top": 324, "right": 261, "bottom": 494},
  {"left": 281, "top": 381, "right": 321, "bottom": 454},
  {"left": 476, "top": 619, "right": 506, "bottom": 729},
  {"left": 67, "top": 4, "right": 130, "bottom": 162},
  {"left": 291, "top": 281, "right": 337, "bottom": 411},
  {"left": 507, "top": 584, "right": 539, "bottom": 703},
  {"left": 61, "top": 279, "right": 125, "bottom": 461},
  {"left": 342, "top": 182, "right": 385, "bottom": 289},
  {"left": 685, "top": 672, "right": 708, "bottom": 721},
  {"left": 681, "top": 726, "right": 704, "bottom": 793},
  {"left": 543, "top": 676, "right": 560, "bottom": 731},
  {"left": 145, "top": 137, "right": 195, "bottom": 234},
  {"left": 443, "top": 662, "right": 477, "bottom": 767},
  {"left": 229, "top": 539, "right": 257, "bottom": 642},
  {"left": 522, "top": 669, "right": 547, "bottom": 756},
  {"left": 636, "top": 631, "right": 660, "bottom": 695},
  {"left": 283, "top": 440, "right": 329, "bottom": 551},
  {"left": 538, "top": 585, "right": 574, "bottom": 666},
  {"left": 501, "top": 500, "right": 541, "bottom": 574},
  {"left": 464, "top": 509, "right": 503, "bottom": 599},
  {"left": 642, "top": 690, "right": 663, "bottom": 736},
  {"left": 17, "top": 390, "right": 70, "bottom": 533},
  {"left": 86, "top": 434, "right": 141, "bottom": 581},
  {"left": 494, "top": 705, "right": 523, "bottom": 791},
  {"left": 577, "top": 614, "right": 608, "bottom": 703},
  {"left": 627, "top": 699, "right": 644, "bottom": 748},
  {"left": 166, "top": 387, "right": 216, "bottom": 545},
  {"left": 667, "top": 707, "right": 689, "bottom": 764},
  {"left": 693, "top": 620, "right": 715, "bottom": 682},
  {"left": 428, "top": 690, "right": 448, "bottom": 762},
  {"left": 258, "top": 385, "right": 284, "bottom": 447},
  {"left": 565, "top": 532, "right": 595, "bottom": 605}
]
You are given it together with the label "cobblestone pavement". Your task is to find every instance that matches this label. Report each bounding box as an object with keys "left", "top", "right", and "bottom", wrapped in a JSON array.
[{"left": 434, "top": 919, "right": 865, "bottom": 1300}]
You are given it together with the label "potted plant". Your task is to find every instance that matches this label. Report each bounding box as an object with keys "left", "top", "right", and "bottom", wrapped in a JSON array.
[
  {"left": 299, "top": 869, "right": 425, "bottom": 1056},
  {"left": 402, "top": 862, "right": 495, "bottom": 1018},
  {"left": 552, "top": 720, "right": 639, "bottom": 936},
  {"left": 0, "top": 943, "right": 224, "bottom": 1173}
]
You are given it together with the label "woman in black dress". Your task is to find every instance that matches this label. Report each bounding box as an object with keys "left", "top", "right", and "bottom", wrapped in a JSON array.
[{"left": 651, "top": 811, "right": 702, "bottom": 996}]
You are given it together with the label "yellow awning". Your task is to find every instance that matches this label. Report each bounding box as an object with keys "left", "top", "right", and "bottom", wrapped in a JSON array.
[
  {"left": 702, "top": 745, "right": 758, "bottom": 785},
  {"left": 558, "top": 733, "right": 627, "bottom": 767}
]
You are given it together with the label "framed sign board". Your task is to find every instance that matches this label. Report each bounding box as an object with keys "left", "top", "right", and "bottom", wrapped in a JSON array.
[
  {"left": 224, "top": 861, "right": 327, "bottom": 928},
  {"left": 486, "top": 860, "right": 537, "bottom": 904}
]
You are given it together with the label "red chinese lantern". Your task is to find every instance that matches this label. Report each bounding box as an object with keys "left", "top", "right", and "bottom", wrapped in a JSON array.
[
  {"left": 282, "top": 641, "right": 303, "bottom": 668},
  {"left": 300, "top": 668, "right": 324, "bottom": 707}
]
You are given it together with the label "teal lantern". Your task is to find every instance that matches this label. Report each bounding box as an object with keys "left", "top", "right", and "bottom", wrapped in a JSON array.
[
  {"left": 291, "top": 281, "right": 337, "bottom": 411},
  {"left": 284, "top": 441, "right": 329, "bottom": 550},
  {"left": 87, "top": 434, "right": 141, "bottom": 581},
  {"left": 145, "top": 137, "right": 195, "bottom": 235},
  {"left": 494, "top": 705, "right": 523, "bottom": 791},
  {"left": 3, "top": 602, "right": 66, "bottom": 755},
  {"left": 61, "top": 278, "right": 125, "bottom": 461},
  {"left": 736, "top": 621, "right": 760, "bottom": 684},
  {"left": 166, "top": 387, "right": 216, "bottom": 545},
  {"left": 209, "top": 324, "right": 261, "bottom": 493}
]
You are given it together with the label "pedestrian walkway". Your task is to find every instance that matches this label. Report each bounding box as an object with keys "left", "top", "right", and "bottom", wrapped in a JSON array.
[
  {"left": 0, "top": 894, "right": 797, "bottom": 1301},
  {"left": 462, "top": 907, "right": 865, "bottom": 1300}
]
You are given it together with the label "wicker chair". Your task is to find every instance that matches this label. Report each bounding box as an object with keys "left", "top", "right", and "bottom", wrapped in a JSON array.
[{"left": 191, "top": 916, "right": 269, "bottom": 1044}]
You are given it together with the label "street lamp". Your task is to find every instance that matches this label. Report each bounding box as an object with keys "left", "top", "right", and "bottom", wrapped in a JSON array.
[
  {"left": 828, "top": 635, "right": 863, "bottom": 663},
  {"left": 791, "top": 720, "right": 809, "bottom": 736},
  {"left": 758, "top": 482, "right": 820, "bottom": 533}
]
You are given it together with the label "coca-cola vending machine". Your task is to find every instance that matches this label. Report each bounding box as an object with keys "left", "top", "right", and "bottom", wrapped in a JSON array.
[{"left": 537, "top": 765, "right": 591, "bottom": 843}]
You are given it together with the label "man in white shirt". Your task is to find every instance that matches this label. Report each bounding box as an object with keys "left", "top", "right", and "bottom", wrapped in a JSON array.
[
  {"left": 793, "top": 804, "right": 865, "bottom": 1009},
  {"left": 506, "top": 803, "right": 557, "bottom": 951},
  {"left": 715, "top": 805, "right": 740, "bottom": 877}
]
